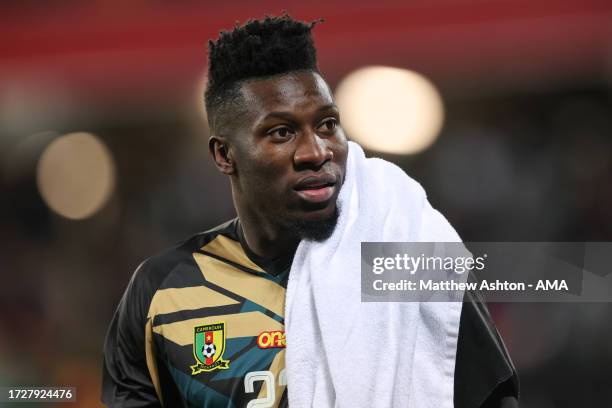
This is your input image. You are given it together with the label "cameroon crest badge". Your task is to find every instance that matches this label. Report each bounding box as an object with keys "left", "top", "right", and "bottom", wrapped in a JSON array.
[{"left": 191, "top": 322, "right": 230, "bottom": 375}]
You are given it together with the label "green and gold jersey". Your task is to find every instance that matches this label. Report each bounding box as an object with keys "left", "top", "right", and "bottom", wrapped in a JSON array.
[
  {"left": 102, "top": 219, "right": 292, "bottom": 408},
  {"left": 102, "top": 218, "right": 518, "bottom": 408}
]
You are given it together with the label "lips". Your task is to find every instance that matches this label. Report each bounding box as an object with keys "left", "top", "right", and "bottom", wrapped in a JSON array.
[{"left": 293, "top": 174, "right": 337, "bottom": 204}]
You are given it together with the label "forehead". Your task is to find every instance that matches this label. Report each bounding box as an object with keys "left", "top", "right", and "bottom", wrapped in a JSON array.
[{"left": 238, "top": 71, "right": 334, "bottom": 119}]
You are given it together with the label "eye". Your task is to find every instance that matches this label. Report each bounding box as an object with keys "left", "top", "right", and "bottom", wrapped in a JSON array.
[
  {"left": 317, "top": 118, "right": 338, "bottom": 133},
  {"left": 267, "top": 126, "right": 295, "bottom": 141}
]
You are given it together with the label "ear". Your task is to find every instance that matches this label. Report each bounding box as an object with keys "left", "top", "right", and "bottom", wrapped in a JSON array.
[{"left": 208, "top": 135, "right": 235, "bottom": 175}]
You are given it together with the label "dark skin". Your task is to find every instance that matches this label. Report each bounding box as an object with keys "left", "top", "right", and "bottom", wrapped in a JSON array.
[{"left": 209, "top": 71, "right": 348, "bottom": 259}]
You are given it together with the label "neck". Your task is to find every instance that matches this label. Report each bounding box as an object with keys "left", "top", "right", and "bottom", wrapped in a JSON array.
[{"left": 234, "top": 199, "right": 300, "bottom": 260}]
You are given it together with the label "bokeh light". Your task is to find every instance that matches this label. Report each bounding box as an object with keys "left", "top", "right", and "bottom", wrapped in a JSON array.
[
  {"left": 36, "top": 132, "right": 116, "bottom": 220},
  {"left": 335, "top": 66, "right": 444, "bottom": 154}
]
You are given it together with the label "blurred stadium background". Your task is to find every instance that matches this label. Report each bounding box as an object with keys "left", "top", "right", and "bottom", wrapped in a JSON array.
[{"left": 1, "top": 1, "right": 611, "bottom": 407}]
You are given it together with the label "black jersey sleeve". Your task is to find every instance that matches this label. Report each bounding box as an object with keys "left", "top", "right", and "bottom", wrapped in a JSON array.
[
  {"left": 101, "top": 261, "right": 162, "bottom": 408},
  {"left": 454, "top": 288, "right": 520, "bottom": 408}
]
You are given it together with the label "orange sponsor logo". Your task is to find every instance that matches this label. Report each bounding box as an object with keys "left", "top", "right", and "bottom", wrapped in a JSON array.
[{"left": 257, "top": 330, "right": 286, "bottom": 349}]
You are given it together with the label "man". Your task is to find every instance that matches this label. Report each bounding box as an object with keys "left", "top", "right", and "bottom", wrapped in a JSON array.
[{"left": 102, "top": 14, "right": 518, "bottom": 407}]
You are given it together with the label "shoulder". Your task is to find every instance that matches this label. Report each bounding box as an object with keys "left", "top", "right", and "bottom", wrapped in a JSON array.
[
  {"left": 126, "top": 218, "right": 240, "bottom": 312},
  {"left": 365, "top": 156, "right": 427, "bottom": 198}
]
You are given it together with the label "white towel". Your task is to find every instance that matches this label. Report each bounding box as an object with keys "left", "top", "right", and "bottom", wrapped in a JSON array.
[{"left": 285, "top": 141, "right": 465, "bottom": 408}]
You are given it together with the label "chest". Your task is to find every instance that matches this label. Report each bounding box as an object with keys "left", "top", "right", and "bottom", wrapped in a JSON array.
[{"left": 148, "top": 258, "right": 289, "bottom": 407}]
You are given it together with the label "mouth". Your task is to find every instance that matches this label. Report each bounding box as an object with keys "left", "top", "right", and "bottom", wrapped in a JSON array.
[{"left": 293, "top": 174, "right": 337, "bottom": 204}]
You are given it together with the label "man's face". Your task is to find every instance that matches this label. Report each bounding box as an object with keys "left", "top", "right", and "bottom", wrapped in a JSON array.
[{"left": 226, "top": 71, "right": 348, "bottom": 240}]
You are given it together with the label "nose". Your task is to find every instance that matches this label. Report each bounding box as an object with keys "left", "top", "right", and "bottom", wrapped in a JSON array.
[{"left": 294, "top": 130, "right": 333, "bottom": 169}]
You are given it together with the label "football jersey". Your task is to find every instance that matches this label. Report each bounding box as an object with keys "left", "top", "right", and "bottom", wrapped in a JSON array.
[{"left": 101, "top": 218, "right": 518, "bottom": 408}]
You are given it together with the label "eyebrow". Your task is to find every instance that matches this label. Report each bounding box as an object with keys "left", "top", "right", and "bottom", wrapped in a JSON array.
[{"left": 257, "top": 103, "right": 339, "bottom": 125}]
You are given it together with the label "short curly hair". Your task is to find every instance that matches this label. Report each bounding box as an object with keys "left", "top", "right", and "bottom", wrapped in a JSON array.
[{"left": 205, "top": 13, "right": 322, "bottom": 134}]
